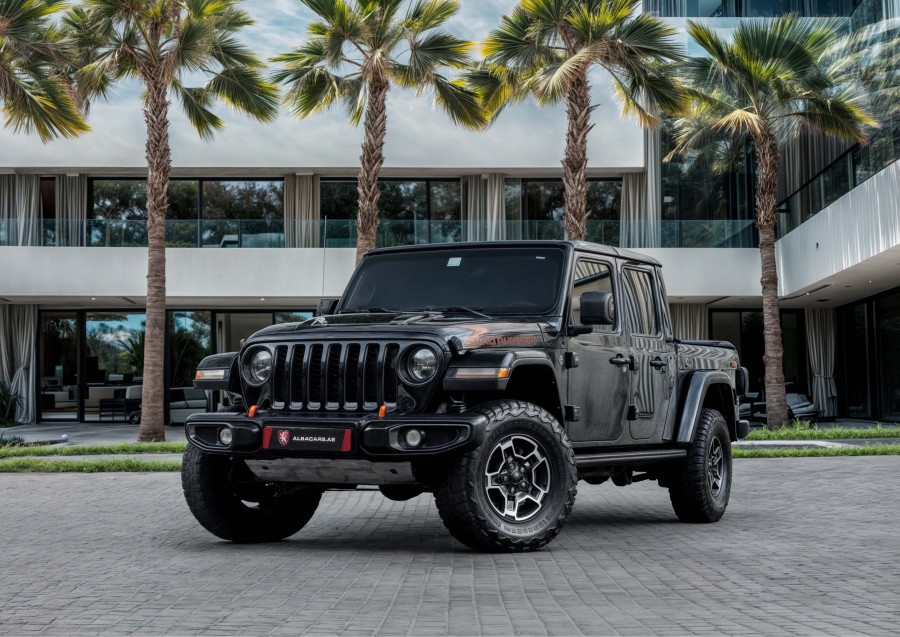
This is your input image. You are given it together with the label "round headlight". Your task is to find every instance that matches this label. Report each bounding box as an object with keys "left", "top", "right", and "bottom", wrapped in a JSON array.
[
  {"left": 407, "top": 347, "right": 438, "bottom": 382},
  {"left": 248, "top": 349, "right": 272, "bottom": 384}
]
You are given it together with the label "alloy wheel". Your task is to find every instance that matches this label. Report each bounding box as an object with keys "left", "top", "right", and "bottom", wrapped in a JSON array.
[{"left": 483, "top": 433, "right": 552, "bottom": 522}]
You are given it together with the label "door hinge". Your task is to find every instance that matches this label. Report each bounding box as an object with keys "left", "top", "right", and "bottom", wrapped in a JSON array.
[
  {"left": 564, "top": 405, "right": 581, "bottom": 422},
  {"left": 626, "top": 405, "right": 638, "bottom": 421},
  {"left": 564, "top": 352, "right": 580, "bottom": 368}
]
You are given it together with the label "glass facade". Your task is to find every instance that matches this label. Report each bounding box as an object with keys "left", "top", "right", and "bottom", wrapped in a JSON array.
[
  {"left": 37, "top": 309, "right": 313, "bottom": 424},
  {"left": 709, "top": 310, "right": 808, "bottom": 397},
  {"left": 649, "top": 0, "right": 858, "bottom": 17},
  {"left": 832, "top": 285, "right": 900, "bottom": 422}
]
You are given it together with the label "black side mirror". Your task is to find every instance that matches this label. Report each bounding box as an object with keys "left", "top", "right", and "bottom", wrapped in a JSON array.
[
  {"left": 580, "top": 291, "right": 616, "bottom": 326},
  {"left": 316, "top": 297, "right": 339, "bottom": 317}
]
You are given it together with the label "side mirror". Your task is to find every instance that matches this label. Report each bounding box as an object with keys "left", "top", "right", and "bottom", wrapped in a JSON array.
[
  {"left": 580, "top": 291, "right": 616, "bottom": 326},
  {"left": 316, "top": 297, "right": 339, "bottom": 317}
]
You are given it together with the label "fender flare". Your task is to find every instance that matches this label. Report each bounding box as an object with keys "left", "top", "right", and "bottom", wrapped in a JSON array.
[
  {"left": 443, "top": 349, "right": 564, "bottom": 414},
  {"left": 675, "top": 371, "right": 738, "bottom": 443}
]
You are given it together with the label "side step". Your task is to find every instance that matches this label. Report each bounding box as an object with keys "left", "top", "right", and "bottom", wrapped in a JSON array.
[{"left": 575, "top": 448, "right": 687, "bottom": 469}]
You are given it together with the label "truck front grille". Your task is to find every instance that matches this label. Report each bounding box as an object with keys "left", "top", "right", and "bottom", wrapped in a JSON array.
[{"left": 268, "top": 341, "right": 408, "bottom": 412}]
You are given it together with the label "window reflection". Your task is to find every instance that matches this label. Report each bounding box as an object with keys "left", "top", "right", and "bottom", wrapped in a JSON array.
[{"left": 39, "top": 313, "right": 78, "bottom": 420}]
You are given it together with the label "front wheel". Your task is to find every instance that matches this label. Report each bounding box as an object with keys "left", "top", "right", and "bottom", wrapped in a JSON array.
[
  {"left": 181, "top": 444, "right": 322, "bottom": 542},
  {"left": 668, "top": 408, "right": 733, "bottom": 523},
  {"left": 433, "top": 400, "right": 577, "bottom": 552}
]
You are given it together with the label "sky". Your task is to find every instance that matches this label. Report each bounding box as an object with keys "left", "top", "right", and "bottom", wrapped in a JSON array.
[{"left": 0, "top": 0, "right": 645, "bottom": 171}]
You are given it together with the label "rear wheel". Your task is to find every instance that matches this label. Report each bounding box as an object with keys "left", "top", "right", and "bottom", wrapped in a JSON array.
[
  {"left": 668, "top": 408, "right": 732, "bottom": 523},
  {"left": 181, "top": 444, "right": 322, "bottom": 542},
  {"left": 433, "top": 400, "right": 577, "bottom": 552}
]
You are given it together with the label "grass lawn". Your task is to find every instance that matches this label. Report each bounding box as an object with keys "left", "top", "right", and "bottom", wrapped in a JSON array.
[
  {"left": 0, "top": 441, "right": 187, "bottom": 458},
  {"left": 733, "top": 444, "right": 900, "bottom": 458},
  {"left": 744, "top": 422, "right": 900, "bottom": 440},
  {"left": 0, "top": 458, "right": 183, "bottom": 473}
]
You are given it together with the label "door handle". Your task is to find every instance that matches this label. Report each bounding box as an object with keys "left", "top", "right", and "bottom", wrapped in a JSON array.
[
  {"left": 650, "top": 358, "right": 667, "bottom": 369},
  {"left": 609, "top": 355, "right": 630, "bottom": 367}
]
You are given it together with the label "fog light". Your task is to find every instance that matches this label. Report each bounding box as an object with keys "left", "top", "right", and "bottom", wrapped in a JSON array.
[
  {"left": 404, "top": 428, "right": 425, "bottom": 448},
  {"left": 218, "top": 428, "right": 233, "bottom": 446}
]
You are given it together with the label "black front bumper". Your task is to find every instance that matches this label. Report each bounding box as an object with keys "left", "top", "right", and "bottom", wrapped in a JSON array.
[{"left": 185, "top": 411, "right": 488, "bottom": 461}]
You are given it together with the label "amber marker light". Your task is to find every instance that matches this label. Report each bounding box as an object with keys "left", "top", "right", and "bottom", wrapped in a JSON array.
[
  {"left": 378, "top": 405, "right": 387, "bottom": 418},
  {"left": 451, "top": 367, "right": 510, "bottom": 379},
  {"left": 249, "top": 405, "right": 258, "bottom": 418},
  {"left": 195, "top": 368, "right": 226, "bottom": 380}
]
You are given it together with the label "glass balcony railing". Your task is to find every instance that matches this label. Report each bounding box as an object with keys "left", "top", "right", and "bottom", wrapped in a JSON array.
[{"left": 0, "top": 217, "right": 757, "bottom": 249}]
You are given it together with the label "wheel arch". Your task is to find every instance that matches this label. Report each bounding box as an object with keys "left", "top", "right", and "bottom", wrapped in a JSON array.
[{"left": 675, "top": 371, "right": 738, "bottom": 443}]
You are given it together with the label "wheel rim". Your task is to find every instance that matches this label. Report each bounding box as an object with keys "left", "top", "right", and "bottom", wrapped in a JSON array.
[
  {"left": 483, "top": 433, "right": 552, "bottom": 522},
  {"left": 707, "top": 436, "right": 727, "bottom": 498}
]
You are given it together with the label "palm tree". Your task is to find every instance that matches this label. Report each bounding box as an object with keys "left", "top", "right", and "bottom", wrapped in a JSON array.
[
  {"left": 469, "top": 0, "right": 685, "bottom": 240},
  {"left": 272, "top": 0, "right": 487, "bottom": 263},
  {"left": 70, "top": 0, "right": 279, "bottom": 441},
  {"left": 0, "top": 0, "right": 89, "bottom": 141},
  {"left": 667, "top": 16, "right": 874, "bottom": 427}
]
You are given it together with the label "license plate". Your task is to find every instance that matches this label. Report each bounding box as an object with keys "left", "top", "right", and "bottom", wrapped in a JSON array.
[{"left": 263, "top": 427, "right": 352, "bottom": 452}]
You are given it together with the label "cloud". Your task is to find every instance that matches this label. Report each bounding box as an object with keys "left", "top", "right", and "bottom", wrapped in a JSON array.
[{"left": 0, "top": 0, "right": 644, "bottom": 172}]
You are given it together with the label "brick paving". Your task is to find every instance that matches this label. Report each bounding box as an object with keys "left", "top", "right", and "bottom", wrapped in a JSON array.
[{"left": 0, "top": 456, "right": 898, "bottom": 636}]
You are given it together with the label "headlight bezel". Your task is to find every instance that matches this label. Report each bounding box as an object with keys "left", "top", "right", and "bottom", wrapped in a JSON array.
[
  {"left": 401, "top": 345, "right": 440, "bottom": 385},
  {"left": 242, "top": 347, "right": 273, "bottom": 386}
]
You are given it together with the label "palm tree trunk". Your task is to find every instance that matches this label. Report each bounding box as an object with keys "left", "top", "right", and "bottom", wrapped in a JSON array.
[
  {"left": 755, "top": 132, "right": 788, "bottom": 428},
  {"left": 562, "top": 69, "right": 593, "bottom": 241},
  {"left": 356, "top": 77, "right": 388, "bottom": 264},
  {"left": 138, "top": 68, "right": 171, "bottom": 442}
]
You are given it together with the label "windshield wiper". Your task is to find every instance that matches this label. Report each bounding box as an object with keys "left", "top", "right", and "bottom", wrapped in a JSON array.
[
  {"left": 340, "top": 306, "right": 393, "bottom": 314},
  {"left": 439, "top": 306, "right": 492, "bottom": 319}
]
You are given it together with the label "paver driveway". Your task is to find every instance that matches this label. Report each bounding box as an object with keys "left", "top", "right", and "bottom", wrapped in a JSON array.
[{"left": 1, "top": 456, "right": 898, "bottom": 636}]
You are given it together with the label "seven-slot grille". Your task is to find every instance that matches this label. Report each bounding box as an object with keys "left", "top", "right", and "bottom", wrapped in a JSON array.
[{"left": 268, "top": 341, "right": 407, "bottom": 412}]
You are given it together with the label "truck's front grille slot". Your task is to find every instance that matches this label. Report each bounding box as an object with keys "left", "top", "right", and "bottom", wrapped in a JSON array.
[
  {"left": 273, "top": 346, "right": 288, "bottom": 404},
  {"left": 265, "top": 339, "right": 429, "bottom": 413},
  {"left": 289, "top": 344, "right": 306, "bottom": 406},
  {"left": 325, "top": 344, "right": 342, "bottom": 406},
  {"left": 307, "top": 344, "right": 324, "bottom": 407},
  {"left": 363, "top": 344, "right": 380, "bottom": 406},
  {"left": 344, "top": 343, "right": 361, "bottom": 407}
]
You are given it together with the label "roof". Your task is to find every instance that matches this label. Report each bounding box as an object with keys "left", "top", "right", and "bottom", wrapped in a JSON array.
[{"left": 365, "top": 240, "right": 662, "bottom": 267}]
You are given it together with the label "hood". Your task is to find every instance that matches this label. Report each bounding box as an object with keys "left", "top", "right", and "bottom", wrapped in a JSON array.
[{"left": 245, "top": 312, "right": 551, "bottom": 350}]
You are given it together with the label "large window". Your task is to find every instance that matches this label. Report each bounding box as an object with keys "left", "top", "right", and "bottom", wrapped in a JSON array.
[
  {"left": 505, "top": 179, "right": 622, "bottom": 243},
  {"left": 319, "top": 179, "right": 461, "bottom": 247},
  {"left": 88, "top": 178, "right": 283, "bottom": 248},
  {"left": 39, "top": 312, "right": 78, "bottom": 420},
  {"left": 38, "top": 308, "right": 313, "bottom": 423},
  {"left": 710, "top": 310, "right": 808, "bottom": 397}
]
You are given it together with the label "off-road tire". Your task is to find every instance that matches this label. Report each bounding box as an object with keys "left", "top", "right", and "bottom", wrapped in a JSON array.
[
  {"left": 433, "top": 400, "right": 577, "bottom": 552},
  {"left": 669, "top": 408, "right": 732, "bottom": 523},
  {"left": 182, "top": 444, "right": 322, "bottom": 543}
]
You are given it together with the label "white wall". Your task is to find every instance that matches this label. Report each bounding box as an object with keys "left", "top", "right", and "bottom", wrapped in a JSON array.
[
  {"left": 0, "top": 247, "right": 357, "bottom": 307},
  {"left": 0, "top": 246, "right": 761, "bottom": 306},
  {"left": 776, "top": 160, "right": 900, "bottom": 296}
]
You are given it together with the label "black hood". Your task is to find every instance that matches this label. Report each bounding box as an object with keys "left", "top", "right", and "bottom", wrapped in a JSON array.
[{"left": 245, "top": 312, "right": 552, "bottom": 350}]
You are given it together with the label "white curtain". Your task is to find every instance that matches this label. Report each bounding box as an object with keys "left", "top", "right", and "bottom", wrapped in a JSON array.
[
  {"left": 0, "top": 175, "right": 15, "bottom": 244},
  {"left": 806, "top": 308, "right": 837, "bottom": 417},
  {"left": 463, "top": 174, "right": 507, "bottom": 241},
  {"left": 15, "top": 175, "right": 40, "bottom": 246},
  {"left": 619, "top": 127, "right": 662, "bottom": 249},
  {"left": 462, "top": 175, "right": 485, "bottom": 241},
  {"left": 486, "top": 174, "right": 506, "bottom": 241},
  {"left": 669, "top": 303, "right": 709, "bottom": 340},
  {"left": 55, "top": 174, "right": 87, "bottom": 247},
  {"left": 284, "top": 174, "right": 320, "bottom": 248},
  {"left": 0, "top": 305, "right": 38, "bottom": 424}
]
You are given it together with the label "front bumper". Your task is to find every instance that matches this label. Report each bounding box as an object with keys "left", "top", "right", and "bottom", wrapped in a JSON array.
[{"left": 185, "top": 410, "right": 488, "bottom": 461}]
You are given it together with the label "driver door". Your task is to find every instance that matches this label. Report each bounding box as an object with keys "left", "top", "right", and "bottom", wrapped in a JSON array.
[{"left": 566, "top": 258, "right": 630, "bottom": 442}]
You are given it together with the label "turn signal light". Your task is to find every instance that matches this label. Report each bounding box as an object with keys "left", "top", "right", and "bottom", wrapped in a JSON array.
[
  {"left": 248, "top": 405, "right": 258, "bottom": 418},
  {"left": 195, "top": 368, "right": 226, "bottom": 380},
  {"left": 450, "top": 367, "right": 510, "bottom": 379}
]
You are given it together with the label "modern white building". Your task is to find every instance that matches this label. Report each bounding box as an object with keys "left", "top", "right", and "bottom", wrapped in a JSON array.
[{"left": 1, "top": 0, "right": 898, "bottom": 426}]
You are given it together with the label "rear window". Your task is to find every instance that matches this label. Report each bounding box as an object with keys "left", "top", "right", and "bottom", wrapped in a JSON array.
[{"left": 341, "top": 247, "right": 567, "bottom": 315}]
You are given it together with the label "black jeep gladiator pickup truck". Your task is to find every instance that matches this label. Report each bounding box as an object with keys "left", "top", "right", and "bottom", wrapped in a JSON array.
[{"left": 182, "top": 241, "right": 750, "bottom": 551}]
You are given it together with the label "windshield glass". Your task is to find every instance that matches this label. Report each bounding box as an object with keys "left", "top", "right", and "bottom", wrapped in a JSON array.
[{"left": 341, "top": 247, "right": 567, "bottom": 315}]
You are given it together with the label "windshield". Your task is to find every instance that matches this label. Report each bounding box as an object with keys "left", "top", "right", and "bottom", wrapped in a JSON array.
[{"left": 340, "top": 247, "right": 567, "bottom": 315}]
